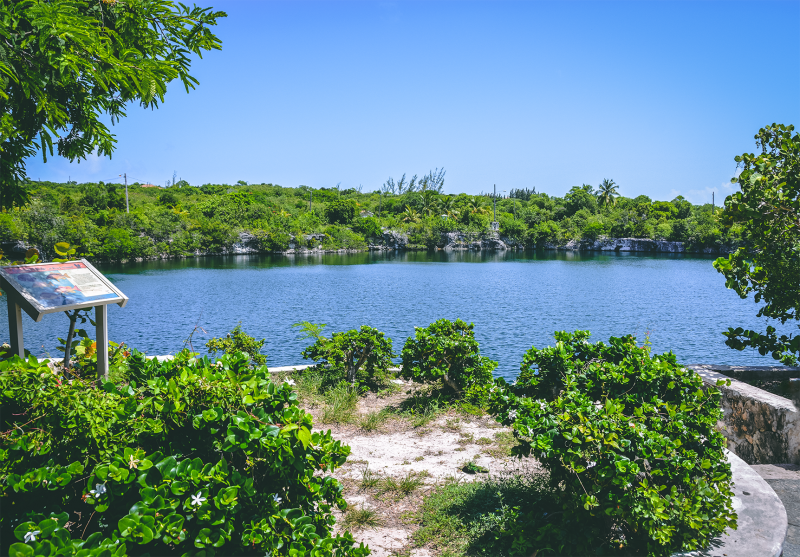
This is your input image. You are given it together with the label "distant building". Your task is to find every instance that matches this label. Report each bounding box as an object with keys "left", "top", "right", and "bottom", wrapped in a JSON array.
[{"left": 140, "top": 184, "right": 161, "bottom": 188}]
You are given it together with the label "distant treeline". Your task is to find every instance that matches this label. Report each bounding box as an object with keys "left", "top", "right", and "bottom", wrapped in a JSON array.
[{"left": 0, "top": 176, "right": 740, "bottom": 261}]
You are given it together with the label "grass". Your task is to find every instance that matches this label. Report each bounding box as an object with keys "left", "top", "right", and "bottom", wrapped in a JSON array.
[
  {"left": 479, "top": 431, "right": 517, "bottom": 459},
  {"left": 342, "top": 506, "right": 382, "bottom": 530},
  {"left": 358, "top": 409, "right": 391, "bottom": 432},
  {"left": 411, "top": 467, "right": 555, "bottom": 556},
  {"left": 376, "top": 471, "right": 426, "bottom": 498},
  {"left": 457, "top": 432, "right": 475, "bottom": 445},
  {"left": 321, "top": 383, "right": 360, "bottom": 424},
  {"left": 360, "top": 466, "right": 380, "bottom": 490}
]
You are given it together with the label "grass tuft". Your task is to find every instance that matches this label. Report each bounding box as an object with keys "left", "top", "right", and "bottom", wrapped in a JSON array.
[
  {"left": 321, "top": 383, "right": 360, "bottom": 424},
  {"left": 358, "top": 409, "right": 390, "bottom": 432},
  {"left": 343, "top": 505, "right": 382, "bottom": 530}
]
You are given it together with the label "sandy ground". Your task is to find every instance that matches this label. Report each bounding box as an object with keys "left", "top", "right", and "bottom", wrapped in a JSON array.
[{"left": 298, "top": 379, "right": 533, "bottom": 557}]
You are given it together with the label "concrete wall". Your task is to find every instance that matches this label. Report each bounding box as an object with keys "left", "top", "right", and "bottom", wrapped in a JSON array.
[{"left": 690, "top": 365, "right": 800, "bottom": 465}]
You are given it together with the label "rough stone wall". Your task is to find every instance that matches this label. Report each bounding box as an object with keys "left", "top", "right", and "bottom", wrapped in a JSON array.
[
  {"left": 543, "top": 237, "right": 734, "bottom": 254},
  {"left": 690, "top": 365, "right": 800, "bottom": 464}
]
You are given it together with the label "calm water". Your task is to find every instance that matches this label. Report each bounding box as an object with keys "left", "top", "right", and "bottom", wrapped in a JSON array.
[{"left": 0, "top": 251, "right": 788, "bottom": 381}]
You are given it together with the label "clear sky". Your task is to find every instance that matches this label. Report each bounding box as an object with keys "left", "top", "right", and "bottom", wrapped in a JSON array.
[{"left": 25, "top": 0, "right": 800, "bottom": 203}]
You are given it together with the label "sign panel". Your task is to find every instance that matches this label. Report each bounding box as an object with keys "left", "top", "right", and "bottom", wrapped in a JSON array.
[{"left": 0, "top": 259, "right": 127, "bottom": 321}]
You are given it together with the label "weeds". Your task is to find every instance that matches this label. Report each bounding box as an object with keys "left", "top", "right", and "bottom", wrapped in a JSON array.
[
  {"left": 343, "top": 506, "right": 382, "bottom": 530},
  {"left": 321, "top": 383, "right": 360, "bottom": 424},
  {"left": 457, "top": 432, "right": 475, "bottom": 445},
  {"left": 360, "top": 466, "right": 380, "bottom": 490},
  {"left": 358, "top": 409, "right": 390, "bottom": 432},
  {"left": 377, "top": 471, "right": 426, "bottom": 498}
]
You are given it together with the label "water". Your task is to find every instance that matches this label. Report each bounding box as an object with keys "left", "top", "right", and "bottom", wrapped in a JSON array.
[{"left": 0, "top": 250, "right": 790, "bottom": 381}]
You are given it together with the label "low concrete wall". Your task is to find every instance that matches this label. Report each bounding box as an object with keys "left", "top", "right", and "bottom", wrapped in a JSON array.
[{"left": 690, "top": 365, "right": 800, "bottom": 465}]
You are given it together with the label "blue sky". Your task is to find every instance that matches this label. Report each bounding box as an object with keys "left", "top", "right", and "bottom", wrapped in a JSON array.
[{"left": 25, "top": 0, "right": 800, "bottom": 203}]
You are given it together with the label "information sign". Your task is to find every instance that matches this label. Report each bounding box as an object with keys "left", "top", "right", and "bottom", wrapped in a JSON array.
[{"left": 0, "top": 259, "right": 128, "bottom": 378}]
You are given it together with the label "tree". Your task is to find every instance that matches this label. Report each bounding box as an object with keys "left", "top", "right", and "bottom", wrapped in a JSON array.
[
  {"left": 714, "top": 124, "right": 800, "bottom": 365},
  {"left": 563, "top": 184, "right": 597, "bottom": 216},
  {"left": 0, "top": 0, "right": 225, "bottom": 209},
  {"left": 324, "top": 198, "right": 357, "bottom": 224},
  {"left": 596, "top": 178, "right": 619, "bottom": 208}
]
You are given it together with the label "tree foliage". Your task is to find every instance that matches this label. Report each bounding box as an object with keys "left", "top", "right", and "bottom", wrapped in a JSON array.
[
  {"left": 0, "top": 0, "right": 225, "bottom": 208},
  {"left": 714, "top": 124, "right": 800, "bottom": 364},
  {"left": 299, "top": 324, "right": 395, "bottom": 389}
]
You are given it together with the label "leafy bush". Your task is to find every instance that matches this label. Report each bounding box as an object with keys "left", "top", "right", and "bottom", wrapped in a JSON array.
[
  {"left": 206, "top": 323, "right": 267, "bottom": 366},
  {"left": 299, "top": 324, "right": 395, "bottom": 389},
  {"left": 324, "top": 199, "right": 357, "bottom": 225},
  {"left": 400, "top": 319, "right": 496, "bottom": 403},
  {"left": 352, "top": 217, "right": 382, "bottom": 239},
  {"left": 0, "top": 351, "right": 369, "bottom": 557},
  {"left": 322, "top": 226, "right": 367, "bottom": 250},
  {"left": 489, "top": 331, "right": 736, "bottom": 556}
]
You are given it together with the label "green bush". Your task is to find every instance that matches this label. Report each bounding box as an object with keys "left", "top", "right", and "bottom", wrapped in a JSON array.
[
  {"left": 400, "top": 319, "right": 496, "bottom": 403},
  {"left": 299, "top": 325, "right": 395, "bottom": 390},
  {"left": 322, "top": 226, "right": 366, "bottom": 250},
  {"left": 352, "top": 217, "right": 382, "bottom": 239},
  {"left": 206, "top": 323, "right": 267, "bottom": 366},
  {"left": 489, "top": 331, "right": 736, "bottom": 556},
  {"left": 324, "top": 199, "right": 357, "bottom": 225},
  {"left": 0, "top": 351, "right": 369, "bottom": 557}
]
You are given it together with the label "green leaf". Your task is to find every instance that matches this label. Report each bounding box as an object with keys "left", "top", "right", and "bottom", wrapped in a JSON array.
[{"left": 9, "top": 544, "right": 34, "bottom": 557}]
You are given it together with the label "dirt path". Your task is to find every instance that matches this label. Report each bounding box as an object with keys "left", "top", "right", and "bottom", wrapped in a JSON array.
[{"left": 300, "top": 381, "right": 532, "bottom": 557}]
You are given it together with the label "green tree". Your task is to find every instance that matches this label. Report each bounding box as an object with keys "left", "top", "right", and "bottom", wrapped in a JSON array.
[
  {"left": 596, "top": 178, "right": 619, "bottom": 208},
  {"left": 0, "top": 0, "right": 225, "bottom": 208},
  {"left": 714, "top": 124, "right": 800, "bottom": 364},
  {"left": 324, "top": 198, "right": 357, "bottom": 225},
  {"left": 564, "top": 184, "right": 598, "bottom": 216}
]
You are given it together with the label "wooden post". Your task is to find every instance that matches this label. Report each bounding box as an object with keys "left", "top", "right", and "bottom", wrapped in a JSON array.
[
  {"left": 7, "top": 299, "right": 23, "bottom": 358},
  {"left": 95, "top": 304, "right": 108, "bottom": 380}
]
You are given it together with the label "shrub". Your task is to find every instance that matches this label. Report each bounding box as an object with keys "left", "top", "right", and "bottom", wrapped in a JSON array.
[
  {"left": 400, "top": 319, "right": 496, "bottom": 403},
  {"left": 352, "top": 217, "right": 382, "bottom": 239},
  {"left": 205, "top": 323, "right": 267, "bottom": 366},
  {"left": 322, "top": 226, "right": 366, "bottom": 250},
  {"left": 324, "top": 199, "right": 357, "bottom": 225},
  {"left": 489, "top": 331, "right": 736, "bottom": 556},
  {"left": 298, "top": 323, "right": 395, "bottom": 389},
  {"left": 0, "top": 351, "right": 369, "bottom": 557}
]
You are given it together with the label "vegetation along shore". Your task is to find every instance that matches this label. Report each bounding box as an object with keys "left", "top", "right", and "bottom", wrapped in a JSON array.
[{"left": 1, "top": 175, "right": 740, "bottom": 262}]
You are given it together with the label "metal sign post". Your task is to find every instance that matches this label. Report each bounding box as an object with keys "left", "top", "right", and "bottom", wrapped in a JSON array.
[{"left": 0, "top": 259, "right": 128, "bottom": 379}]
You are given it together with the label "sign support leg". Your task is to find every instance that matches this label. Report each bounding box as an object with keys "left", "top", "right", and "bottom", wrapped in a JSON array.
[
  {"left": 95, "top": 304, "right": 108, "bottom": 380},
  {"left": 7, "top": 300, "right": 23, "bottom": 358}
]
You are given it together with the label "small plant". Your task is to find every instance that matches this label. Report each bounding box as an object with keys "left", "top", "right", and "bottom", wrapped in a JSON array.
[
  {"left": 414, "top": 456, "right": 424, "bottom": 462},
  {"left": 400, "top": 318, "right": 496, "bottom": 403},
  {"left": 321, "top": 383, "right": 360, "bottom": 424},
  {"left": 358, "top": 410, "right": 389, "bottom": 432},
  {"left": 296, "top": 322, "right": 396, "bottom": 389},
  {"left": 476, "top": 437, "right": 492, "bottom": 446},
  {"left": 457, "top": 432, "right": 475, "bottom": 445},
  {"left": 205, "top": 322, "right": 267, "bottom": 365},
  {"left": 360, "top": 466, "right": 380, "bottom": 490},
  {"left": 343, "top": 506, "right": 382, "bottom": 530},
  {"left": 444, "top": 417, "right": 461, "bottom": 431},
  {"left": 461, "top": 461, "right": 489, "bottom": 474}
]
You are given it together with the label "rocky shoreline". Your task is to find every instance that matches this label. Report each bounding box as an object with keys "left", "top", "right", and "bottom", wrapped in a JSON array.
[{"left": 1, "top": 232, "right": 736, "bottom": 264}]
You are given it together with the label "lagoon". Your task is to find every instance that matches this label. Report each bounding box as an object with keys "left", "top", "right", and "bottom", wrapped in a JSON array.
[{"left": 0, "top": 250, "right": 786, "bottom": 381}]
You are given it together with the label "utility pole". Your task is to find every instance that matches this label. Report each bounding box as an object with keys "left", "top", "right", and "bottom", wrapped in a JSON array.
[
  {"left": 120, "top": 173, "right": 129, "bottom": 213},
  {"left": 712, "top": 191, "right": 715, "bottom": 214},
  {"left": 493, "top": 184, "right": 497, "bottom": 222},
  {"left": 379, "top": 191, "right": 382, "bottom": 216}
]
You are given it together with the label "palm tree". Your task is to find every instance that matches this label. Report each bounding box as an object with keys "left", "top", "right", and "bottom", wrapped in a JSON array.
[
  {"left": 466, "top": 197, "right": 490, "bottom": 216},
  {"left": 401, "top": 207, "right": 420, "bottom": 223},
  {"left": 597, "top": 179, "right": 619, "bottom": 208}
]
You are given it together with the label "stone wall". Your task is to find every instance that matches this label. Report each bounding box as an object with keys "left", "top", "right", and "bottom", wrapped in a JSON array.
[
  {"left": 689, "top": 364, "right": 800, "bottom": 465},
  {"left": 544, "top": 237, "right": 734, "bottom": 254}
]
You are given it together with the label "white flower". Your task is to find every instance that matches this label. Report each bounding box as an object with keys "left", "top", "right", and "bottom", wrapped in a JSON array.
[
  {"left": 533, "top": 370, "right": 539, "bottom": 376},
  {"left": 272, "top": 493, "right": 283, "bottom": 504},
  {"left": 508, "top": 410, "right": 518, "bottom": 421},
  {"left": 24, "top": 530, "right": 40, "bottom": 543},
  {"left": 587, "top": 461, "right": 597, "bottom": 469},
  {"left": 285, "top": 379, "right": 296, "bottom": 386},
  {"left": 89, "top": 483, "right": 107, "bottom": 497},
  {"left": 190, "top": 492, "right": 206, "bottom": 507}
]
